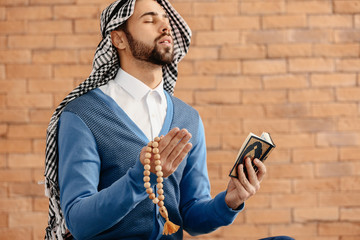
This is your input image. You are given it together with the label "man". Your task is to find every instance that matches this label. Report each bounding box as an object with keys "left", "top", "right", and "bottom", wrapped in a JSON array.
[{"left": 44, "top": 0, "right": 294, "bottom": 239}]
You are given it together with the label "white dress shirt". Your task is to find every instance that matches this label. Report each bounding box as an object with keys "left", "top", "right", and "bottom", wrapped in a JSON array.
[{"left": 99, "top": 68, "right": 167, "bottom": 141}]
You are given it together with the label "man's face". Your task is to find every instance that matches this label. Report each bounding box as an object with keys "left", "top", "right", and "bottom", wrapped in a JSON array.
[{"left": 123, "top": 0, "right": 174, "bottom": 66}]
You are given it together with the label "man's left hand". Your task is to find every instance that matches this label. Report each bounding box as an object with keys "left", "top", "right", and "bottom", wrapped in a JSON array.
[{"left": 225, "top": 157, "right": 266, "bottom": 210}]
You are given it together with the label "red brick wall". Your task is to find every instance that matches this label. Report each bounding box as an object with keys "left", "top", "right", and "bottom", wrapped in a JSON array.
[{"left": 1, "top": 0, "right": 359, "bottom": 239}]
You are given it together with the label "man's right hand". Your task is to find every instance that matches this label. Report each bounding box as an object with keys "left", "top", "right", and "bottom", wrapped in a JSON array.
[{"left": 140, "top": 127, "right": 192, "bottom": 178}]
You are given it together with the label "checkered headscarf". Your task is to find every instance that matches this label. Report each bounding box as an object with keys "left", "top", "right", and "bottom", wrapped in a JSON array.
[{"left": 44, "top": 0, "right": 191, "bottom": 239}]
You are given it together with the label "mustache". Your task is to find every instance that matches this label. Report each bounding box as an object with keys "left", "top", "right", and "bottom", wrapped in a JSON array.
[{"left": 155, "top": 32, "right": 173, "bottom": 42}]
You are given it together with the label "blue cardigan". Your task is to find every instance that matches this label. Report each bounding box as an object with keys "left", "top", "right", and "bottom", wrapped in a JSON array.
[{"left": 58, "top": 88, "right": 242, "bottom": 240}]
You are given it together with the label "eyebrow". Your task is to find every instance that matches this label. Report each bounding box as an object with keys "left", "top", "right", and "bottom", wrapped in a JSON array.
[{"left": 139, "top": 11, "right": 169, "bottom": 19}]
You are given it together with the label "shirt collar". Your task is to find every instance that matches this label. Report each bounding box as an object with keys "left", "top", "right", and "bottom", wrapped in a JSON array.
[{"left": 114, "top": 68, "right": 166, "bottom": 102}]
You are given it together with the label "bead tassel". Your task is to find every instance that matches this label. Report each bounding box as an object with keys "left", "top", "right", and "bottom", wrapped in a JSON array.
[{"left": 143, "top": 137, "right": 180, "bottom": 235}]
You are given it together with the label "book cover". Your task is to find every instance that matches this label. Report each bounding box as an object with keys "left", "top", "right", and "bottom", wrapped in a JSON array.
[{"left": 229, "top": 132, "right": 276, "bottom": 178}]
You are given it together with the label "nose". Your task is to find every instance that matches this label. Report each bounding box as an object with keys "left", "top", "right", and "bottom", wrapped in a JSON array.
[{"left": 160, "top": 20, "right": 171, "bottom": 35}]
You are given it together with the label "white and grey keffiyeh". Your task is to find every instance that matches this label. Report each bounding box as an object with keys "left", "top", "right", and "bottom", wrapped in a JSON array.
[{"left": 44, "top": 0, "right": 191, "bottom": 239}]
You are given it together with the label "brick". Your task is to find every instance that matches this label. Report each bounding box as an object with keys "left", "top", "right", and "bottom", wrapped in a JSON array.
[
  {"left": 171, "top": 2, "right": 192, "bottom": 17},
  {"left": 54, "top": 65, "right": 92, "bottom": 78},
  {"left": 243, "top": 60, "right": 286, "bottom": 75},
  {"left": 294, "top": 178, "right": 340, "bottom": 193},
  {"left": 173, "top": 90, "right": 193, "bottom": 105},
  {"left": 309, "top": 15, "right": 353, "bottom": 28},
  {"left": 0, "top": 50, "right": 31, "bottom": 63},
  {"left": 185, "top": 47, "right": 218, "bottom": 60},
  {"left": 7, "top": 94, "right": 53, "bottom": 108},
  {"left": 356, "top": 15, "right": 360, "bottom": 28},
  {"left": 291, "top": 118, "right": 336, "bottom": 133},
  {"left": 0, "top": 21, "right": 26, "bottom": 34},
  {"left": 341, "top": 147, "right": 360, "bottom": 161},
  {"left": 272, "top": 193, "right": 317, "bottom": 208},
  {"left": 75, "top": 19, "right": 99, "bottom": 33},
  {"left": 241, "top": 1, "right": 285, "bottom": 14},
  {"left": 0, "top": 109, "right": 29, "bottom": 123},
  {"left": 263, "top": 15, "right": 307, "bottom": 29},
  {"left": 339, "top": 118, "right": 360, "bottom": 131},
  {"left": 8, "top": 35, "right": 54, "bottom": 49},
  {"left": 290, "top": 30, "right": 333, "bottom": 43},
  {"left": 0, "top": 7, "right": 4, "bottom": 20},
  {"left": 289, "top": 89, "right": 334, "bottom": 103},
  {"left": 266, "top": 104, "right": 311, "bottom": 118},
  {"left": 177, "top": 61, "right": 194, "bottom": 76},
  {"left": 268, "top": 163, "right": 314, "bottom": 179},
  {"left": 317, "top": 132, "right": 359, "bottom": 147},
  {"left": 335, "top": 30, "right": 360, "bottom": 43},
  {"left": 341, "top": 208, "right": 360, "bottom": 221},
  {"left": 195, "top": 60, "right": 241, "bottom": 75},
  {"left": 223, "top": 224, "right": 268, "bottom": 238},
  {"left": 311, "top": 73, "right": 357, "bottom": 87},
  {"left": 29, "top": 109, "right": 54, "bottom": 123},
  {"left": 28, "top": 20, "right": 73, "bottom": 34},
  {"left": 33, "top": 50, "right": 78, "bottom": 64},
  {"left": 243, "top": 30, "right": 288, "bottom": 44},
  {"left": 195, "top": 31, "right": 239, "bottom": 46},
  {"left": 0, "top": 228, "right": 32, "bottom": 240},
  {"left": 316, "top": 162, "right": 354, "bottom": 177},
  {"left": 219, "top": 105, "right": 265, "bottom": 119},
  {"left": 79, "top": 49, "right": 94, "bottom": 64},
  {"left": 0, "top": 139, "right": 31, "bottom": 153},
  {"left": 176, "top": 76, "right": 216, "bottom": 90},
  {"left": 290, "top": 58, "right": 334, "bottom": 72},
  {"left": 8, "top": 124, "right": 47, "bottom": 139},
  {"left": 293, "top": 147, "right": 338, "bottom": 163},
  {"left": 0, "top": 80, "right": 27, "bottom": 93},
  {"left": 31, "top": 0, "right": 75, "bottom": 4},
  {"left": 214, "top": 16, "right": 260, "bottom": 30},
  {"left": 54, "top": 5, "right": 99, "bottom": 19},
  {"left": 193, "top": 105, "right": 218, "bottom": 119},
  {"left": 0, "top": 124, "right": 6, "bottom": 137},
  {"left": 203, "top": 119, "right": 242, "bottom": 135},
  {"left": 268, "top": 43, "right": 312, "bottom": 58},
  {"left": 9, "top": 183, "right": 44, "bottom": 197},
  {"left": 337, "top": 87, "right": 360, "bottom": 101},
  {"left": 314, "top": 43, "right": 359, "bottom": 57},
  {"left": 244, "top": 194, "right": 271, "bottom": 209},
  {"left": 319, "top": 222, "right": 360, "bottom": 236},
  {"left": 0, "top": 36, "right": 6, "bottom": 49},
  {"left": 33, "top": 197, "right": 48, "bottom": 212},
  {"left": 243, "top": 119, "right": 290, "bottom": 134},
  {"left": 319, "top": 193, "right": 360, "bottom": 207},
  {"left": 295, "top": 207, "right": 339, "bottom": 222},
  {"left": 6, "top": 64, "right": 51, "bottom": 78},
  {"left": 29, "top": 79, "right": 74, "bottom": 93},
  {"left": 0, "top": 169, "right": 32, "bottom": 182},
  {"left": 243, "top": 90, "right": 287, "bottom": 104},
  {"left": 55, "top": 34, "right": 101, "bottom": 49},
  {"left": 334, "top": 1, "right": 360, "bottom": 13},
  {"left": 0, "top": 0, "right": 28, "bottom": 5},
  {"left": 193, "top": 2, "right": 238, "bottom": 16},
  {"left": 221, "top": 44, "right": 266, "bottom": 60},
  {"left": 6, "top": 6, "right": 51, "bottom": 20},
  {"left": 222, "top": 134, "right": 248, "bottom": 151},
  {"left": 0, "top": 213, "right": 7, "bottom": 227},
  {"left": 8, "top": 154, "right": 44, "bottom": 168},
  {"left": 260, "top": 179, "right": 292, "bottom": 194},
  {"left": 205, "top": 134, "right": 221, "bottom": 150},
  {"left": 183, "top": 17, "right": 211, "bottom": 31},
  {"left": 336, "top": 58, "right": 360, "bottom": 71},
  {"left": 312, "top": 103, "right": 358, "bottom": 117},
  {"left": 207, "top": 151, "right": 237, "bottom": 165},
  {"left": 287, "top": 1, "right": 332, "bottom": 14},
  {"left": 247, "top": 209, "right": 291, "bottom": 224},
  {"left": 264, "top": 74, "right": 308, "bottom": 89},
  {"left": 9, "top": 212, "right": 47, "bottom": 227},
  {"left": 217, "top": 76, "right": 262, "bottom": 90}
]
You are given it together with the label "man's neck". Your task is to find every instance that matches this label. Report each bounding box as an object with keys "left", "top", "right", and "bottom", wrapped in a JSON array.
[{"left": 120, "top": 59, "right": 163, "bottom": 89}]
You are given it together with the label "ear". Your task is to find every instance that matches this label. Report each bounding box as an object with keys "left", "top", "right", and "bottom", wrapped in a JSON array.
[{"left": 111, "top": 30, "right": 127, "bottom": 50}]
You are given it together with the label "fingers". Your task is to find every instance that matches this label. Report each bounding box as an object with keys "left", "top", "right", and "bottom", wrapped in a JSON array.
[{"left": 253, "top": 158, "right": 266, "bottom": 182}]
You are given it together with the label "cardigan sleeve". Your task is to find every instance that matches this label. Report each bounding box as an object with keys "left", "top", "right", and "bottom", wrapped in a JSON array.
[
  {"left": 179, "top": 117, "right": 244, "bottom": 236},
  {"left": 58, "top": 111, "right": 154, "bottom": 240}
]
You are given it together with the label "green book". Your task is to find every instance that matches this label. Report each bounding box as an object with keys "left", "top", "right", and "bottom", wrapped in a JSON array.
[{"left": 229, "top": 132, "right": 276, "bottom": 178}]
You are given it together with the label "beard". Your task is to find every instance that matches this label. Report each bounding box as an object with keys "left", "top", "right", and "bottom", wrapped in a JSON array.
[{"left": 123, "top": 29, "right": 174, "bottom": 66}]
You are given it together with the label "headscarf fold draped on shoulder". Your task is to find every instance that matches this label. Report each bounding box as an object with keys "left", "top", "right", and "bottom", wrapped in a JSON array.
[{"left": 44, "top": 0, "right": 191, "bottom": 238}]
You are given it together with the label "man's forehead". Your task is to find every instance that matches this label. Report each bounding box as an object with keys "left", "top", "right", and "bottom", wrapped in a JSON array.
[{"left": 133, "top": 0, "right": 167, "bottom": 18}]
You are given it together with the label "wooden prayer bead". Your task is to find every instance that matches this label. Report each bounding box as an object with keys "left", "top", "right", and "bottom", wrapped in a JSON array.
[
  {"left": 149, "top": 193, "right": 156, "bottom": 200},
  {"left": 144, "top": 158, "right": 151, "bottom": 164},
  {"left": 143, "top": 176, "right": 150, "bottom": 182},
  {"left": 156, "top": 171, "right": 163, "bottom": 177},
  {"left": 158, "top": 195, "right": 165, "bottom": 201},
  {"left": 157, "top": 189, "right": 164, "bottom": 195},
  {"left": 144, "top": 170, "right": 150, "bottom": 176},
  {"left": 144, "top": 182, "right": 151, "bottom": 189},
  {"left": 155, "top": 160, "right": 161, "bottom": 165},
  {"left": 152, "top": 198, "right": 159, "bottom": 204},
  {"left": 154, "top": 154, "right": 160, "bottom": 160},
  {"left": 157, "top": 183, "right": 163, "bottom": 189},
  {"left": 146, "top": 188, "right": 153, "bottom": 194},
  {"left": 152, "top": 142, "right": 159, "bottom": 148},
  {"left": 157, "top": 177, "right": 163, "bottom": 183},
  {"left": 158, "top": 201, "right": 164, "bottom": 207},
  {"left": 144, "top": 165, "right": 150, "bottom": 170},
  {"left": 145, "top": 153, "right": 151, "bottom": 158},
  {"left": 152, "top": 148, "right": 159, "bottom": 154},
  {"left": 155, "top": 165, "right": 162, "bottom": 171}
]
